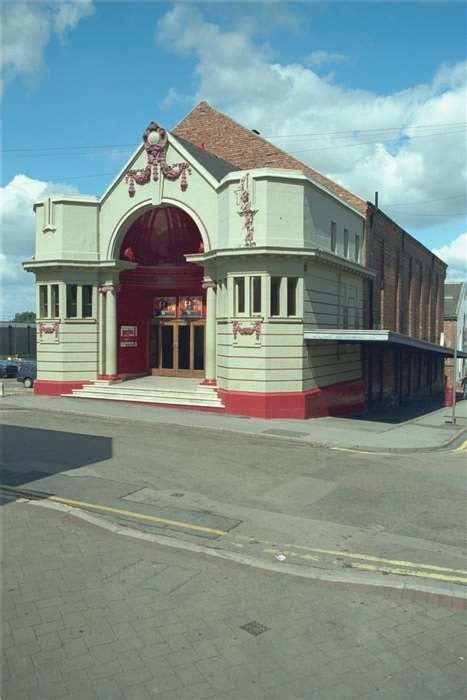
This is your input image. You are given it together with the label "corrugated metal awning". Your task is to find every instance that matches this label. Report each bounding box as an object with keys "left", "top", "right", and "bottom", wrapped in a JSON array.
[{"left": 304, "top": 329, "right": 467, "bottom": 358}]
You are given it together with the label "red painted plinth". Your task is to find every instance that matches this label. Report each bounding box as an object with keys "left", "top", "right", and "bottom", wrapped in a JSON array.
[
  {"left": 34, "top": 380, "right": 91, "bottom": 395},
  {"left": 199, "top": 379, "right": 217, "bottom": 386},
  {"left": 219, "top": 379, "right": 365, "bottom": 419},
  {"left": 97, "top": 374, "right": 119, "bottom": 381}
]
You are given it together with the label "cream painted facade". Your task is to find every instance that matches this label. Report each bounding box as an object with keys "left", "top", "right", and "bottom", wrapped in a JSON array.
[{"left": 25, "top": 125, "right": 371, "bottom": 418}]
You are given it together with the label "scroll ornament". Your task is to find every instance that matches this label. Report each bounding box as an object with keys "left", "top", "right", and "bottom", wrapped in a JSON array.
[
  {"left": 125, "top": 122, "right": 191, "bottom": 197},
  {"left": 237, "top": 174, "right": 257, "bottom": 247},
  {"left": 232, "top": 320, "right": 261, "bottom": 341}
]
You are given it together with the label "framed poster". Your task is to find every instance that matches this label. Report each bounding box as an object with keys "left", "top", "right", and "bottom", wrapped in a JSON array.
[
  {"left": 179, "top": 296, "right": 203, "bottom": 318},
  {"left": 120, "top": 325, "right": 138, "bottom": 348},
  {"left": 153, "top": 296, "right": 177, "bottom": 317}
]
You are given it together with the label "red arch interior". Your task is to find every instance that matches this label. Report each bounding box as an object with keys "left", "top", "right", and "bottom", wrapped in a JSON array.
[
  {"left": 117, "top": 206, "right": 205, "bottom": 376},
  {"left": 119, "top": 206, "right": 203, "bottom": 265}
]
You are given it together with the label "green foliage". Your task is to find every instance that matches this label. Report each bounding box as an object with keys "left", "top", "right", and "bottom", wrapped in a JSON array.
[{"left": 12, "top": 311, "right": 36, "bottom": 323}]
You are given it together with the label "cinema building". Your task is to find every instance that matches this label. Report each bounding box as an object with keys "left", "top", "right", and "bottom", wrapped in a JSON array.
[{"left": 25, "top": 102, "right": 459, "bottom": 418}]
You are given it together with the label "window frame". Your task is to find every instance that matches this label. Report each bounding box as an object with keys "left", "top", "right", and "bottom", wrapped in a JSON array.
[
  {"left": 330, "top": 221, "right": 337, "bottom": 253},
  {"left": 234, "top": 276, "right": 246, "bottom": 316},
  {"left": 51, "top": 284, "right": 60, "bottom": 318},
  {"left": 66, "top": 284, "right": 78, "bottom": 319},
  {"left": 343, "top": 228, "right": 349, "bottom": 259},
  {"left": 39, "top": 284, "right": 49, "bottom": 318}
]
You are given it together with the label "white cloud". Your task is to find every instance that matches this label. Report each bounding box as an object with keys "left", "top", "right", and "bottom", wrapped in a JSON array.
[
  {"left": 0, "top": 175, "right": 78, "bottom": 319},
  {"left": 433, "top": 233, "right": 467, "bottom": 280},
  {"left": 2, "top": 1, "right": 94, "bottom": 93},
  {"left": 306, "top": 50, "right": 348, "bottom": 68},
  {"left": 157, "top": 6, "right": 466, "bottom": 232}
]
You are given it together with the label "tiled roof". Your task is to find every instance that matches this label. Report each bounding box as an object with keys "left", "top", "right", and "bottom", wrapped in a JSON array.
[{"left": 172, "top": 101, "right": 367, "bottom": 214}]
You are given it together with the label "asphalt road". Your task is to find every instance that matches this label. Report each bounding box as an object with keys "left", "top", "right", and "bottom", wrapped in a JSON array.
[{"left": 2, "top": 404, "right": 466, "bottom": 592}]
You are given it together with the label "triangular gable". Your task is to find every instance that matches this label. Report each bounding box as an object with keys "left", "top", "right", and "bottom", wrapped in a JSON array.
[{"left": 100, "top": 123, "right": 239, "bottom": 204}]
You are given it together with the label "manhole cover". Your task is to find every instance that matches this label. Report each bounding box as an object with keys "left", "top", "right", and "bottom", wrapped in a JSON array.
[{"left": 240, "top": 621, "right": 269, "bottom": 636}]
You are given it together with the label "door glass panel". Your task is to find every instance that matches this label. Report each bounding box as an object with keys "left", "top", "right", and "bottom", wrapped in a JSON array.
[
  {"left": 161, "top": 324, "right": 174, "bottom": 369},
  {"left": 193, "top": 325, "right": 205, "bottom": 370},
  {"left": 149, "top": 325, "right": 159, "bottom": 368},
  {"left": 178, "top": 324, "right": 190, "bottom": 370}
]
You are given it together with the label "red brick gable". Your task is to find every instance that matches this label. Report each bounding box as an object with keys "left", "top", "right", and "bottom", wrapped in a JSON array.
[{"left": 172, "top": 101, "right": 367, "bottom": 214}]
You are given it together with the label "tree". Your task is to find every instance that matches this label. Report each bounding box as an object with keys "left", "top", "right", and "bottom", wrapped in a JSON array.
[{"left": 12, "top": 311, "right": 36, "bottom": 323}]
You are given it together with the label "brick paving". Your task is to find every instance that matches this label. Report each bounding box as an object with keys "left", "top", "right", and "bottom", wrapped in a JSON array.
[{"left": 2, "top": 497, "right": 466, "bottom": 700}]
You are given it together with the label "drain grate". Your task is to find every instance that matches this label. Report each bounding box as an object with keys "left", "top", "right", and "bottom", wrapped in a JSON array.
[{"left": 240, "top": 621, "right": 269, "bottom": 637}]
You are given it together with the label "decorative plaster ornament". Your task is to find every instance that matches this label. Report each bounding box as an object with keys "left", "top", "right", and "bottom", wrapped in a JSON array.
[
  {"left": 232, "top": 320, "right": 261, "bottom": 341},
  {"left": 38, "top": 322, "right": 60, "bottom": 340},
  {"left": 125, "top": 122, "right": 191, "bottom": 197},
  {"left": 236, "top": 174, "right": 257, "bottom": 247}
]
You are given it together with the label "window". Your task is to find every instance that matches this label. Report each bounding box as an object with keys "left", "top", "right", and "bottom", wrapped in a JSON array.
[
  {"left": 251, "top": 277, "right": 262, "bottom": 315},
  {"left": 39, "top": 285, "right": 48, "bottom": 318},
  {"left": 234, "top": 277, "right": 245, "bottom": 314},
  {"left": 287, "top": 277, "right": 298, "bottom": 316},
  {"left": 51, "top": 284, "right": 60, "bottom": 318},
  {"left": 82, "top": 285, "right": 93, "bottom": 318},
  {"left": 354, "top": 235, "right": 360, "bottom": 263},
  {"left": 66, "top": 284, "right": 78, "bottom": 318},
  {"left": 270, "top": 277, "right": 281, "bottom": 316},
  {"left": 330, "top": 221, "right": 337, "bottom": 253},
  {"left": 343, "top": 229, "right": 349, "bottom": 258}
]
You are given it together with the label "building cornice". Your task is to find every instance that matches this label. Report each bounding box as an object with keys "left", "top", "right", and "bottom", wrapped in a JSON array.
[
  {"left": 186, "top": 246, "right": 376, "bottom": 278},
  {"left": 23, "top": 259, "right": 137, "bottom": 272}
]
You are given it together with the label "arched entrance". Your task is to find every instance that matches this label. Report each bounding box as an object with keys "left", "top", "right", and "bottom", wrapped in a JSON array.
[{"left": 117, "top": 205, "right": 206, "bottom": 377}]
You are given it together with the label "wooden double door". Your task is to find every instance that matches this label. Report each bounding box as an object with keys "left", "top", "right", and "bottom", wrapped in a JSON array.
[{"left": 149, "top": 320, "right": 205, "bottom": 377}]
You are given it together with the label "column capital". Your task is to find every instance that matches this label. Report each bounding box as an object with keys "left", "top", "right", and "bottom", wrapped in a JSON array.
[
  {"left": 98, "top": 284, "right": 120, "bottom": 295},
  {"left": 202, "top": 277, "right": 217, "bottom": 290}
]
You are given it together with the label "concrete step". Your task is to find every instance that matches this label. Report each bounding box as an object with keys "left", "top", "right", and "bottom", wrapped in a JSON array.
[
  {"left": 70, "top": 387, "right": 222, "bottom": 402},
  {"left": 62, "top": 391, "right": 225, "bottom": 408},
  {"left": 63, "top": 383, "right": 224, "bottom": 409}
]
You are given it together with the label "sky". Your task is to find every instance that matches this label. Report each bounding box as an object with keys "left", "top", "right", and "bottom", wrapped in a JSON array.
[{"left": 1, "top": 0, "right": 466, "bottom": 318}]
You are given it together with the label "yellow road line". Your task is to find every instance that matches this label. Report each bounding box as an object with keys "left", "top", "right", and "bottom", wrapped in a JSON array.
[
  {"left": 451, "top": 440, "right": 467, "bottom": 454},
  {"left": 281, "top": 544, "right": 467, "bottom": 576},
  {"left": 41, "top": 494, "right": 227, "bottom": 537},
  {"left": 349, "top": 562, "right": 467, "bottom": 585},
  {"left": 331, "top": 447, "right": 390, "bottom": 455}
]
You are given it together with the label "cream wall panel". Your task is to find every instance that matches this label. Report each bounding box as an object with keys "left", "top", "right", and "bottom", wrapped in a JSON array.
[{"left": 303, "top": 182, "right": 365, "bottom": 258}]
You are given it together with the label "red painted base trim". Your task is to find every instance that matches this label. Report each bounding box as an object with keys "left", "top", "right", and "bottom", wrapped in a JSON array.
[
  {"left": 97, "top": 374, "right": 119, "bottom": 380},
  {"left": 34, "top": 380, "right": 92, "bottom": 396},
  {"left": 199, "top": 379, "right": 217, "bottom": 386},
  {"left": 219, "top": 379, "right": 365, "bottom": 419}
]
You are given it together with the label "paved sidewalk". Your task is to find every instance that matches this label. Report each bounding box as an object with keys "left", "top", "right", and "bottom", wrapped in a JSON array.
[
  {"left": 2, "top": 392, "right": 467, "bottom": 451},
  {"left": 2, "top": 495, "right": 466, "bottom": 700}
]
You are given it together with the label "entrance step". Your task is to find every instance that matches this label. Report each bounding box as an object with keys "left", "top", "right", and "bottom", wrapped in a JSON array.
[{"left": 62, "top": 380, "right": 225, "bottom": 410}]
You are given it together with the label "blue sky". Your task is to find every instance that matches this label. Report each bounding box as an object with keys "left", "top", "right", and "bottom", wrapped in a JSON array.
[{"left": 1, "top": 1, "right": 466, "bottom": 317}]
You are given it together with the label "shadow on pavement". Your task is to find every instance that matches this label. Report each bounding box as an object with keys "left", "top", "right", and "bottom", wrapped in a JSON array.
[
  {"left": 1, "top": 424, "right": 112, "bottom": 501},
  {"left": 341, "top": 395, "right": 453, "bottom": 425}
]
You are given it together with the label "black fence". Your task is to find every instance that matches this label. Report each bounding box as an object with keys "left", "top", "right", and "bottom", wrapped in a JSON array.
[{"left": 0, "top": 323, "right": 36, "bottom": 359}]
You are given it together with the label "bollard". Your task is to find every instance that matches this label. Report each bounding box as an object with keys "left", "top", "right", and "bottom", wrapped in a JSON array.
[{"left": 444, "top": 385, "right": 454, "bottom": 407}]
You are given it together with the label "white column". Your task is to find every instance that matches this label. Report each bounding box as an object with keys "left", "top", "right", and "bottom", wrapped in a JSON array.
[
  {"left": 98, "top": 289, "right": 106, "bottom": 376},
  {"left": 105, "top": 286, "right": 118, "bottom": 377},
  {"left": 204, "top": 281, "right": 217, "bottom": 384}
]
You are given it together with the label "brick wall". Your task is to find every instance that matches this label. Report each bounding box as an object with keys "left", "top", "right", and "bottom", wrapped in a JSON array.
[{"left": 366, "top": 206, "right": 446, "bottom": 343}]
